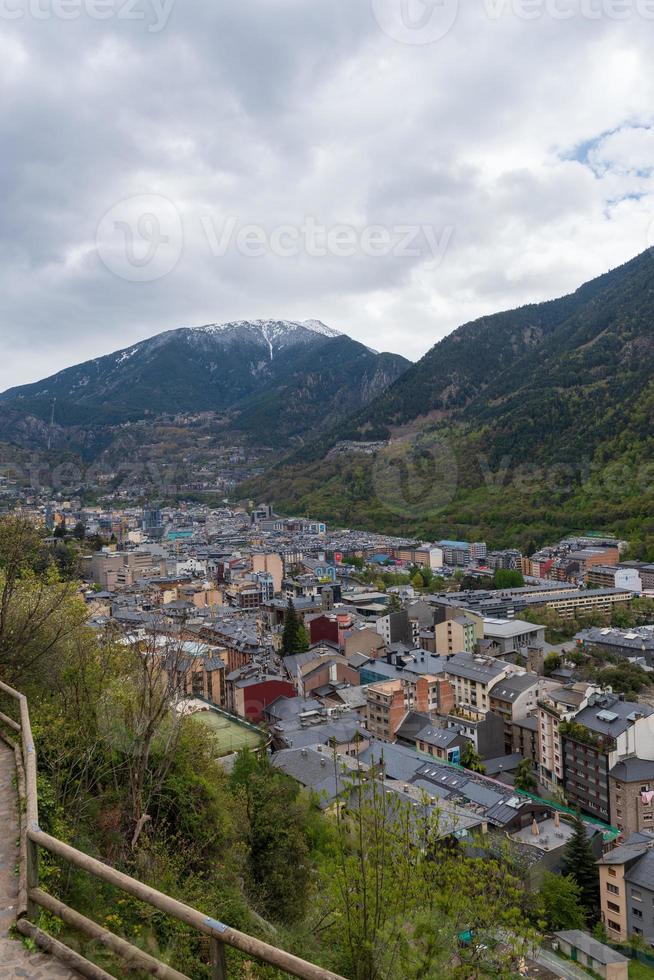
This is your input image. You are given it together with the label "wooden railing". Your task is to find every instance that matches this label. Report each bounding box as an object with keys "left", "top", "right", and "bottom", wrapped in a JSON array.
[{"left": 0, "top": 680, "right": 345, "bottom": 980}]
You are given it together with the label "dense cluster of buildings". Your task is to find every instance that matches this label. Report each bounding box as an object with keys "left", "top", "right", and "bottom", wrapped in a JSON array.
[{"left": 8, "top": 496, "right": 654, "bottom": 950}]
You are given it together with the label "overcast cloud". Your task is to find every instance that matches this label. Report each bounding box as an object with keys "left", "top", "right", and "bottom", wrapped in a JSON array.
[{"left": 1, "top": 0, "right": 654, "bottom": 389}]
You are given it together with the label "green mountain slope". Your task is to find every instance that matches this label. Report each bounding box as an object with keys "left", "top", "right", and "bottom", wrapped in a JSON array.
[{"left": 242, "top": 249, "right": 654, "bottom": 552}]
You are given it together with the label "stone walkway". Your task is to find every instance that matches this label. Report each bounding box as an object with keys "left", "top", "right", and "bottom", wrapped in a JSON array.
[{"left": 0, "top": 741, "right": 80, "bottom": 979}]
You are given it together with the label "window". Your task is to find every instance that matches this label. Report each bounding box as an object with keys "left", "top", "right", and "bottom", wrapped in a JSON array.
[
  {"left": 607, "top": 901, "right": 620, "bottom": 912},
  {"left": 608, "top": 920, "right": 621, "bottom": 932},
  {"left": 632, "top": 908, "right": 643, "bottom": 919},
  {"left": 632, "top": 891, "right": 642, "bottom": 902},
  {"left": 607, "top": 883, "right": 620, "bottom": 895},
  {"left": 608, "top": 868, "right": 617, "bottom": 877}
]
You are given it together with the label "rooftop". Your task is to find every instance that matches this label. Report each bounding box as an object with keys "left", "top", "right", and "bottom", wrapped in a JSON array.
[
  {"left": 573, "top": 697, "right": 654, "bottom": 737},
  {"left": 482, "top": 618, "right": 543, "bottom": 638},
  {"left": 490, "top": 673, "right": 540, "bottom": 700},
  {"left": 610, "top": 757, "right": 654, "bottom": 782},
  {"left": 513, "top": 815, "right": 576, "bottom": 851},
  {"left": 445, "top": 652, "right": 514, "bottom": 683},
  {"left": 554, "top": 932, "right": 628, "bottom": 966}
]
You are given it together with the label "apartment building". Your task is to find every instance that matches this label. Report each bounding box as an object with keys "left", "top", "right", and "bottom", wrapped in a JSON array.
[
  {"left": 587, "top": 565, "right": 643, "bottom": 593},
  {"left": 482, "top": 618, "right": 545, "bottom": 656},
  {"left": 437, "top": 540, "right": 487, "bottom": 567},
  {"left": 442, "top": 704, "right": 506, "bottom": 759},
  {"left": 434, "top": 615, "right": 477, "bottom": 656},
  {"left": 227, "top": 674, "right": 296, "bottom": 723},
  {"left": 251, "top": 552, "right": 284, "bottom": 592},
  {"left": 343, "top": 625, "right": 386, "bottom": 660},
  {"left": 444, "top": 652, "right": 518, "bottom": 714},
  {"left": 364, "top": 674, "right": 446, "bottom": 742},
  {"left": 622, "top": 562, "right": 654, "bottom": 591},
  {"left": 512, "top": 716, "right": 539, "bottom": 763},
  {"left": 567, "top": 546, "right": 620, "bottom": 578},
  {"left": 536, "top": 684, "right": 601, "bottom": 790},
  {"left": 489, "top": 672, "right": 553, "bottom": 755},
  {"left": 562, "top": 696, "right": 654, "bottom": 823},
  {"left": 599, "top": 832, "right": 654, "bottom": 944},
  {"left": 86, "top": 548, "right": 167, "bottom": 588},
  {"left": 524, "top": 588, "right": 632, "bottom": 621},
  {"left": 376, "top": 609, "right": 420, "bottom": 648},
  {"left": 609, "top": 759, "right": 654, "bottom": 837}
]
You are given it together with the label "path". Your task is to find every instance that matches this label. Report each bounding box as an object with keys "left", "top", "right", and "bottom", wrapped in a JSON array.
[{"left": 0, "top": 741, "right": 80, "bottom": 979}]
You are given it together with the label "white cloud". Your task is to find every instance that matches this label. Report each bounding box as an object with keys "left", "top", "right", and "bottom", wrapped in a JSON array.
[{"left": 1, "top": 2, "right": 654, "bottom": 386}]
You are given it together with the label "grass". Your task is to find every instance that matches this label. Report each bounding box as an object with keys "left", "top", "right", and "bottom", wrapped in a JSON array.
[
  {"left": 195, "top": 709, "right": 263, "bottom": 756},
  {"left": 629, "top": 960, "right": 654, "bottom": 979}
]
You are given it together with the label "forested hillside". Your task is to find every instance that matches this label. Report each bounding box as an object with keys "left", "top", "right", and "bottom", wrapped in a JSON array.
[{"left": 244, "top": 249, "right": 654, "bottom": 554}]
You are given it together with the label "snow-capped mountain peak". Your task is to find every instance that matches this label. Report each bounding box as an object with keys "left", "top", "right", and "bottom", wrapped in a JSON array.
[
  {"left": 193, "top": 318, "right": 340, "bottom": 340},
  {"left": 187, "top": 319, "right": 342, "bottom": 360},
  {"left": 301, "top": 319, "right": 341, "bottom": 338}
]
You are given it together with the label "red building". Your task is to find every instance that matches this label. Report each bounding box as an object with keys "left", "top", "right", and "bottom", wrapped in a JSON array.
[{"left": 230, "top": 677, "right": 296, "bottom": 723}]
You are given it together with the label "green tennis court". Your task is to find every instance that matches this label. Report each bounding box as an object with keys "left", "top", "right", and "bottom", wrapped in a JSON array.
[{"left": 195, "top": 710, "right": 263, "bottom": 755}]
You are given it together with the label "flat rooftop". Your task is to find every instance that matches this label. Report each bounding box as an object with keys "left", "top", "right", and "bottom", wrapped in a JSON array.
[{"left": 512, "top": 816, "right": 575, "bottom": 852}]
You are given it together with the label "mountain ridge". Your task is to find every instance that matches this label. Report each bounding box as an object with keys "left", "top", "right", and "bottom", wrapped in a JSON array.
[{"left": 0, "top": 318, "right": 410, "bottom": 456}]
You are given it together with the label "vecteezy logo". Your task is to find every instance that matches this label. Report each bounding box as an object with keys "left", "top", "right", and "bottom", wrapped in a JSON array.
[
  {"left": 371, "top": 0, "right": 459, "bottom": 44},
  {"left": 372, "top": 434, "right": 458, "bottom": 519},
  {"left": 96, "top": 194, "right": 183, "bottom": 282}
]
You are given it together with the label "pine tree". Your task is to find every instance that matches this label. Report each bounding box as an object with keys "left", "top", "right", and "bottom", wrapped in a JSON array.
[
  {"left": 281, "top": 599, "right": 308, "bottom": 655},
  {"left": 560, "top": 813, "right": 600, "bottom": 921}
]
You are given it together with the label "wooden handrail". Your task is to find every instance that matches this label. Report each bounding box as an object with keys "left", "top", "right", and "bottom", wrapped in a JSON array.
[{"left": 0, "top": 680, "right": 346, "bottom": 980}]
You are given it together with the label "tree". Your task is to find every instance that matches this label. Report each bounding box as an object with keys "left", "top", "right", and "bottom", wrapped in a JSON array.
[
  {"left": 537, "top": 872, "right": 587, "bottom": 931},
  {"left": 493, "top": 569, "right": 524, "bottom": 589},
  {"left": 560, "top": 813, "right": 600, "bottom": 922},
  {"left": 281, "top": 598, "right": 309, "bottom": 655},
  {"left": 543, "top": 652, "right": 561, "bottom": 676},
  {"left": 98, "top": 625, "right": 189, "bottom": 850},
  {"left": 322, "top": 758, "right": 537, "bottom": 979},
  {"left": 459, "top": 742, "right": 486, "bottom": 774},
  {"left": 0, "top": 516, "right": 88, "bottom": 681},
  {"left": 411, "top": 571, "right": 424, "bottom": 590},
  {"left": 230, "top": 750, "right": 310, "bottom": 924},
  {"left": 388, "top": 592, "right": 402, "bottom": 613},
  {"left": 73, "top": 521, "right": 86, "bottom": 541},
  {"left": 513, "top": 759, "right": 537, "bottom": 793}
]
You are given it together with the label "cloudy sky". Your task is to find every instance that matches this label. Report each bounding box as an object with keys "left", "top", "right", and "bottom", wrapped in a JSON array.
[{"left": 2, "top": 0, "right": 654, "bottom": 390}]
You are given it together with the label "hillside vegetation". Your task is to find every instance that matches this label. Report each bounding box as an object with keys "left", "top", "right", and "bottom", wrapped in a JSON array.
[{"left": 243, "top": 249, "right": 654, "bottom": 553}]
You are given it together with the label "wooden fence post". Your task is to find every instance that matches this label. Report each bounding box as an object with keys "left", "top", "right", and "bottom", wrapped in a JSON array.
[{"left": 211, "top": 937, "right": 228, "bottom": 980}]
